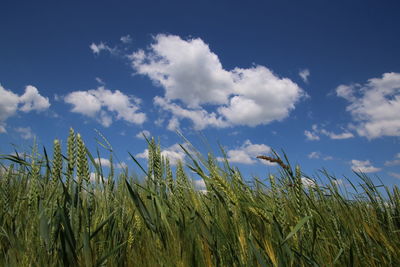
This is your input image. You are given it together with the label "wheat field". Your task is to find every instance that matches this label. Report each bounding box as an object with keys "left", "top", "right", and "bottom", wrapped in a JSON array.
[{"left": 0, "top": 128, "right": 399, "bottom": 266}]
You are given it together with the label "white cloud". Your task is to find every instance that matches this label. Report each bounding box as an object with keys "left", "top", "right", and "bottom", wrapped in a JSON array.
[
  {"left": 130, "top": 34, "right": 305, "bottom": 129},
  {"left": 65, "top": 86, "right": 146, "bottom": 127},
  {"left": 154, "top": 118, "right": 164, "bottom": 127},
  {"left": 304, "top": 130, "right": 320, "bottom": 141},
  {"left": 54, "top": 94, "right": 61, "bottom": 102},
  {"left": 308, "top": 151, "right": 320, "bottom": 159},
  {"left": 65, "top": 91, "right": 101, "bottom": 116},
  {"left": 336, "top": 72, "right": 400, "bottom": 139},
  {"left": 118, "top": 162, "right": 128, "bottom": 169},
  {"left": 167, "top": 117, "right": 180, "bottom": 131},
  {"left": 299, "top": 69, "right": 310, "bottom": 83},
  {"left": 321, "top": 130, "right": 354, "bottom": 140},
  {"left": 120, "top": 34, "right": 132, "bottom": 44},
  {"left": 89, "top": 42, "right": 116, "bottom": 55},
  {"left": 135, "top": 149, "right": 149, "bottom": 160},
  {"left": 217, "top": 140, "right": 272, "bottom": 165},
  {"left": 136, "top": 143, "right": 186, "bottom": 165},
  {"left": 15, "top": 127, "right": 34, "bottom": 140},
  {"left": 0, "top": 85, "right": 19, "bottom": 132},
  {"left": 159, "top": 144, "right": 186, "bottom": 165},
  {"left": 193, "top": 179, "right": 207, "bottom": 193},
  {"left": 336, "top": 84, "right": 356, "bottom": 102},
  {"left": 351, "top": 159, "right": 381, "bottom": 173},
  {"left": 384, "top": 153, "right": 400, "bottom": 166},
  {"left": 388, "top": 172, "right": 400, "bottom": 179},
  {"left": 301, "top": 177, "right": 316, "bottom": 188},
  {"left": 154, "top": 96, "right": 228, "bottom": 130},
  {"left": 136, "top": 130, "right": 150, "bottom": 139},
  {"left": 305, "top": 124, "right": 354, "bottom": 140},
  {"left": 95, "top": 158, "right": 127, "bottom": 169},
  {"left": 19, "top": 85, "right": 50, "bottom": 112},
  {"left": 90, "top": 172, "right": 97, "bottom": 183},
  {"left": 95, "top": 77, "right": 105, "bottom": 85},
  {"left": 0, "top": 84, "right": 50, "bottom": 133},
  {"left": 308, "top": 151, "right": 333, "bottom": 160}
]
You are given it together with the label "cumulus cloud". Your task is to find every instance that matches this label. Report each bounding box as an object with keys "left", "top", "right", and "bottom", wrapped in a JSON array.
[
  {"left": 15, "top": 127, "right": 34, "bottom": 140},
  {"left": 336, "top": 72, "right": 400, "bottom": 139},
  {"left": 0, "top": 85, "right": 19, "bottom": 132},
  {"left": 385, "top": 153, "right": 400, "bottom": 166},
  {"left": 130, "top": 34, "right": 305, "bottom": 129},
  {"left": 217, "top": 140, "right": 272, "bottom": 165},
  {"left": 351, "top": 160, "right": 381, "bottom": 173},
  {"left": 0, "top": 84, "right": 50, "bottom": 132},
  {"left": 65, "top": 86, "right": 146, "bottom": 127},
  {"left": 19, "top": 85, "right": 50, "bottom": 112},
  {"left": 154, "top": 96, "right": 228, "bottom": 130},
  {"left": 136, "top": 130, "right": 151, "bottom": 139},
  {"left": 299, "top": 69, "right": 310, "bottom": 83},
  {"left": 304, "top": 124, "right": 354, "bottom": 141},
  {"left": 136, "top": 143, "right": 186, "bottom": 165}
]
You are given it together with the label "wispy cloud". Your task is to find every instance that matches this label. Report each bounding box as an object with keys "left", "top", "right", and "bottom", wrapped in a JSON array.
[
  {"left": 120, "top": 34, "right": 132, "bottom": 44},
  {"left": 15, "top": 127, "right": 35, "bottom": 140},
  {"left": 384, "top": 153, "right": 400, "bottom": 166},
  {"left": 95, "top": 77, "right": 105, "bottom": 85},
  {"left": 304, "top": 129, "right": 320, "bottom": 141},
  {"left": 308, "top": 151, "right": 333, "bottom": 160},
  {"left": 299, "top": 69, "right": 310, "bottom": 83},
  {"left": 90, "top": 42, "right": 117, "bottom": 55},
  {"left": 304, "top": 124, "right": 354, "bottom": 141},
  {"left": 308, "top": 151, "right": 321, "bottom": 159},
  {"left": 388, "top": 172, "right": 400, "bottom": 179}
]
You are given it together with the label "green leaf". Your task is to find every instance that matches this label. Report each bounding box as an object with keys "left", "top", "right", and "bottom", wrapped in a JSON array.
[
  {"left": 333, "top": 248, "right": 343, "bottom": 264},
  {"left": 90, "top": 212, "right": 115, "bottom": 240},
  {"left": 95, "top": 241, "right": 127, "bottom": 267},
  {"left": 125, "top": 179, "right": 156, "bottom": 232},
  {"left": 128, "top": 152, "right": 148, "bottom": 177},
  {"left": 281, "top": 216, "right": 312, "bottom": 245}
]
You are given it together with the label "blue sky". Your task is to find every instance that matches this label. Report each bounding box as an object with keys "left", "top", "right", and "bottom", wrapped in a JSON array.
[{"left": 1, "top": 0, "right": 400, "bottom": 189}]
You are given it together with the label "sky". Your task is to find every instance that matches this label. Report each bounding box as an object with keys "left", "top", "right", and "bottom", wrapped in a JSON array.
[{"left": 1, "top": 0, "right": 400, "bottom": 190}]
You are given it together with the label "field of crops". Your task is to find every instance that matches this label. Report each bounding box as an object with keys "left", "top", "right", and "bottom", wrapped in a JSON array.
[{"left": 0, "top": 128, "right": 399, "bottom": 266}]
